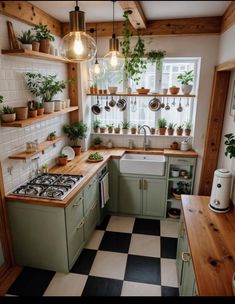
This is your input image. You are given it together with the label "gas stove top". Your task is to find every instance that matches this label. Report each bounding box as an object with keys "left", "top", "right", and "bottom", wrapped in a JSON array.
[{"left": 12, "top": 173, "right": 83, "bottom": 200}]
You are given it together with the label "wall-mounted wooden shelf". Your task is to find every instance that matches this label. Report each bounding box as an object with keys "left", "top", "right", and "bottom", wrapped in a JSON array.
[
  {"left": 87, "top": 93, "right": 196, "bottom": 98},
  {"left": 1, "top": 49, "right": 71, "bottom": 63},
  {"left": 9, "top": 136, "right": 64, "bottom": 160},
  {"left": 1, "top": 106, "right": 78, "bottom": 128}
]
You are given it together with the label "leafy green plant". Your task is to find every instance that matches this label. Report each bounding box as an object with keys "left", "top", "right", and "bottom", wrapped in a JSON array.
[
  {"left": 1, "top": 106, "right": 15, "bottom": 114},
  {"left": 106, "top": 123, "right": 114, "bottom": 128},
  {"left": 158, "top": 118, "right": 167, "bottom": 128},
  {"left": 0, "top": 95, "right": 3, "bottom": 103},
  {"left": 93, "top": 119, "right": 101, "bottom": 129},
  {"left": 33, "top": 101, "right": 44, "bottom": 109},
  {"left": 224, "top": 133, "right": 235, "bottom": 158},
  {"left": 147, "top": 50, "right": 166, "bottom": 70},
  {"left": 177, "top": 70, "right": 194, "bottom": 85},
  {"left": 18, "top": 30, "right": 35, "bottom": 44},
  {"left": 25, "top": 73, "right": 67, "bottom": 102},
  {"left": 63, "top": 121, "right": 88, "bottom": 147},
  {"left": 177, "top": 124, "right": 184, "bottom": 130},
  {"left": 122, "top": 120, "right": 130, "bottom": 129},
  {"left": 59, "top": 153, "right": 67, "bottom": 158},
  {"left": 185, "top": 121, "right": 192, "bottom": 130},
  {"left": 93, "top": 137, "right": 102, "bottom": 145},
  {"left": 168, "top": 122, "right": 176, "bottom": 130},
  {"left": 33, "top": 24, "right": 55, "bottom": 41}
]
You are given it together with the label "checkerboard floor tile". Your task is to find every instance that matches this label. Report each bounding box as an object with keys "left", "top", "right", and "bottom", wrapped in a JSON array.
[{"left": 6, "top": 216, "right": 179, "bottom": 297}]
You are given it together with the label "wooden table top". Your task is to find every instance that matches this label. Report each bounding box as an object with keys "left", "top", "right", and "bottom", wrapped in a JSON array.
[
  {"left": 5, "top": 148, "right": 197, "bottom": 208},
  {"left": 181, "top": 195, "right": 235, "bottom": 296}
]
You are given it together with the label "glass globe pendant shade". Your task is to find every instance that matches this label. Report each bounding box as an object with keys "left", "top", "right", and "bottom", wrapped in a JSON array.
[
  {"left": 103, "top": 36, "right": 124, "bottom": 71},
  {"left": 60, "top": 5, "right": 97, "bottom": 62}
]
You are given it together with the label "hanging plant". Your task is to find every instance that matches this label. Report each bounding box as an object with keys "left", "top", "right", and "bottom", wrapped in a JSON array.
[{"left": 147, "top": 50, "right": 166, "bottom": 70}]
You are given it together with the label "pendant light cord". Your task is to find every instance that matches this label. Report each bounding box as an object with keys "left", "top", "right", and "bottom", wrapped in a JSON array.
[
  {"left": 112, "top": 0, "right": 115, "bottom": 39},
  {"left": 95, "top": 24, "right": 98, "bottom": 63}
]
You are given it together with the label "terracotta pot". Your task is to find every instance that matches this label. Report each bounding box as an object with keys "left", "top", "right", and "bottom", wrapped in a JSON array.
[
  {"left": 58, "top": 156, "right": 68, "bottom": 166},
  {"left": 170, "top": 143, "right": 178, "bottom": 150},
  {"left": 108, "top": 127, "right": 113, "bottom": 134},
  {"left": 114, "top": 128, "right": 120, "bottom": 134},
  {"left": 39, "top": 39, "right": 51, "bottom": 53},
  {"left": 131, "top": 128, "right": 137, "bottom": 134},
  {"left": 185, "top": 129, "right": 191, "bottom": 136},
  {"left": 150, "top": 128, "right": 155, "bottom": 135},
  {"left": 169, "top": 87, "right": 180, "bottom": 95},
  {"left": 32, "top": 41, "right": 40, "bottom": 52},
  {"left": 29, "top": 109, "right": 37, "bottom": 118},
  {"left": 94, "top": 144, "right": 101, "bottom": 149},
  {"left": 159, "top": 128, "right": 166, "bottom": 135},
  {"left": 177, "top": 129, "right": 183, "bottom": 136},
  {"left": 14, "top": 107, "right": 28, "bottom": 120},
  {"left": 73, "top": 146, "right": 81, "bottom": 156},
  {"left": 37, "top": 108, "right": 44, "bottom": 116},
  {"left": 93, "top": 128, "right": 99, "bottom": 133},
  {"left": 167, "top": 129, "right": 174, "bottom": 136},
  {"left": 100, "top": 128, "right": 106, "bottom": 134},
  {"left": 1, "top": 113, "right": 16, "bottom": 122}
]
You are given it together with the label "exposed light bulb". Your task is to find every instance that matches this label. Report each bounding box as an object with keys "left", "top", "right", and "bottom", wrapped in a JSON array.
[
  {"left": 110, "top": 51, "right": 118, "bottom": 67},
  {"left": 74, "top": 32, "right": 84, "bottom": 56},
  {"left": 94, "top": 62, "right": 101, "bottom": 75}
]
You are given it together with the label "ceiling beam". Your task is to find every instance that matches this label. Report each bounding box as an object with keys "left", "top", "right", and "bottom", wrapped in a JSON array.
[
  {"left": 221, "top": 1, "right": 235, "bottom": 33},
  {"left": 0, "top": 1, "right": 62, "bottom": 36},
  {"left": 117, "top": 1, "right": 147, "bottom": 29}
]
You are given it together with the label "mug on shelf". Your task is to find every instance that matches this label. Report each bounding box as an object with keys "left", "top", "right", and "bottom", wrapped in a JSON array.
[{"left": 171, "top": 168, "right": 179, "bottom": 177}]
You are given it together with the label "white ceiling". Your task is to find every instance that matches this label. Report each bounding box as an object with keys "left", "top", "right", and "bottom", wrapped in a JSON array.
[{"left": 29, "top": 1, "right": 231, "bottom": 23}]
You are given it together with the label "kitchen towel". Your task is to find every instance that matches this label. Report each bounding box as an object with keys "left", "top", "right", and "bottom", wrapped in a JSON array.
[{"left": 100, "top": 172, "right": 109, "bottom": 208}]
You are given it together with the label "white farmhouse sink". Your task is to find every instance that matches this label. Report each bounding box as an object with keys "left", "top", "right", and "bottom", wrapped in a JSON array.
[{"left": 120, "top": 153, "right": 166, "bottom": 176}]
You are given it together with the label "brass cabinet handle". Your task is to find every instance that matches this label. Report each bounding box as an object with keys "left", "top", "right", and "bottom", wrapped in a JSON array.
[
  {"left": 143, "top": 180, "right": 147, "bottom": 190},
  {"left": 72, "top": 197, "right": 83, "bottom": 207},
  {"left": 76, "top": 219, "right": 84, "bottom": 229},
  {"left": 139, "top": 179, "right": 142, "bottom": 189},
  {"left": 181, "top": 252, "right": 191, "bottom": 262},
  {"left": 90, "top": 202, "right": 97, "bottom": 211}
]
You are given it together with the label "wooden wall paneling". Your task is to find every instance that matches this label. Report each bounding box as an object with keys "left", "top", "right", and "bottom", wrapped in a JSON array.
[
  {"left": 199, "top": 70, "right": 231, "bottom": 195},
  {"left": 68, "top": 63, "right": 79, "bottom": 124},
  {"left": 118, "top": 1, "right": 147, "bottom": 29},
  {"left": 221, "top": 1, "right": 235, "bottom": 33},
  {"left": 0, "top": 1, "right": 62, "bottom": 36}
]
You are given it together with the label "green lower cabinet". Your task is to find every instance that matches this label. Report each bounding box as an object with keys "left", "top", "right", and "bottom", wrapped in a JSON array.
[
  {"left": 84, "top": 201, "right": 99, "bottom": 241},
  {"left": 142, "top": 178, "right": 166, "bottom": 217},
  {"left": 108, "top": 159, "right": 120, "bottom": 213},
  {"left": 119, "top": 176, "right": 142, "bottom": 215},
  {"left": 180, "top": 251, "right": 196, "bottom": 296}
]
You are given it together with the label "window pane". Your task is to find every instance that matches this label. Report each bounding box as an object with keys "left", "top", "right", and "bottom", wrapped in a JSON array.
[{"left": 129, "top": 97, "right": 156, "bottom": 127}]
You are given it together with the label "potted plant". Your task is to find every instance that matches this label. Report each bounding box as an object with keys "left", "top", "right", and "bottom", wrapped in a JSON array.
[
  {"left": 131, "top": 124, "right": 137, "bottom": 134},
  {"left": 172, "top": 182, "right": 190, "bottom": 200},
  {"left": 93, "top": 119, "right": 101, "bottom": 133},
  {"left": 17, "top": 29, "right": 35, "bottom": 50},
  {"left": 176, "top": 124, "right": 184, "bottom": 136},
  {"left": 34, "top": 101, "right": 44, "bottom": 115},
  {"left": 58, "top": 153, "right": 68, "bottom": 166},
  {"left": 0, "top": 95, "right": 16, "bottom": 122},
  {"left": 47, "top": 131, "right": 56, "bottom": 141},
  {"left": 147, "top": 50, "right": 166, "bottom": 70},
  {"left": 169, "top": 86, "right": 180, "bottom": 95},
  {"left": 114, "top": 124, "right": 121, "bottom": 134},
  {"left": 150, "top": 127, "right": 156, "bottom": 135},
  {"left": 177, "top": 70, "right": 194, "bottom": 95},
  {"left": 184, "top": 121, "right": 192, "bottom": 136},
  {"left": 29, "top": 104, "right": 37, "bottom": 118},
  {"left": 33, "top": 24, "right": 55, "bottom": 54},
  {"left": 25, "top": 73, "right": 67, "bottom": 114},
  {"left": 167, "top": 122, "right": 176, "bottom": 136},
  {"left": 63, "top": 121, "right": 88, "bottom": 155},
  {"left": 99, "top": 125, "right": 106, "bottom": 134},
  {"left": 122, "top": 120, "right": 130, "bottom": 135},
  {"left": 93, "top": 137, "right": 102, "bottom": 149},
  {"left": 158, "top": 118, "right": 167, "bottom": 135},
  {"left": 106, "top": 123, "right": 114, "bottom": 134},
  {"left": 170, "top": 141, "right": 178, "bottom": 150},
  {"left": 41, "top": 163, "right": 49, "bottom": 173}
]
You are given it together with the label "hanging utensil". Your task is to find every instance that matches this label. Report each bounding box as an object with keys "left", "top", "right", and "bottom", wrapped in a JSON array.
[
  {"left": 148, "top": 97, "right": 161, "bottom": 111},
  {"left": 109, "top": 95, "right": 116, "bottom": 107},
  {"left": 105, "top": 96, "right": 110, "bottom": 112},
  {"left": 133, "top": 97, "right": 137, "bottom": 112},
  {"left": 161, "top": 97, "right": 165, "bottom": 108},
  {"left": 91, "top": 96, "right": 103, "bottom": 115},
  {"left": 171, "top": 97, "right": 176, "bottom": 107},
  {"left": 186, "top": 97, "right": 189, "bottom": 107},
  {"left": 177, "top": 98, "right": 183, "bottom": 112},
  {"left": 165, "top": 97, "right": 170, "bottom": 110}
]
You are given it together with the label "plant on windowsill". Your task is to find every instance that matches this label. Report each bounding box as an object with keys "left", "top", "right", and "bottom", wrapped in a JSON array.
[
  {"left": 47, "top": 131, "right": 56, "bottom": 141},
  {"left": 93, "top": 137, "right": 103, "bottom": 149},
  {"left": 184, "top": 121, "right": 192, "bottom": 136},
  {"left": 93, "top": 119, "right": 101, "bottom": 133},
  {"left": 106, "top": 123, "right": 114, "bottom": 134},
  {"left": 0, "top": 95, "right": 16, "bottom": 122},
  {"left": 33, "top": 24, "right": 55, "bottom": 54},
  {"left": 114, "top": 124, "right": 121, "bottom": 134},
  {"left": 150, "top": 127, "right": 156, "bottom": 135},
  {"left": 224, "top": 133, "right": 235, "bottom": 158},
  {"left": 57, "top": 153, "right": 68, "bottom": 166},
  {"left": 158, "top": 118, "right": 167, "bottom": 135},
  {"left": 100, "top": 125, "right": 106, "bottom": 134},
  {"left": 177, "top": 70, "right": 194, "bottom": 96},
  {"left": 63, "top": 121, "right": 88, "bottom": 156},
  {"left": 122, "top": 120, "right": 130, "bottom": 135},
  {"left": 131, "top": 124, "right": 137, "bottom": 134},
  {"left": 17, "top": 29, "right": 35, "bottom": 50},
  {"left": 167, "top": 122, "right": 176, "bottom": 136},
  {"left": 176, "top": 124, "right": 184, "bottom": 136},
  {"left": 33, "top": 101, "right": 44, "bottom": 115}
]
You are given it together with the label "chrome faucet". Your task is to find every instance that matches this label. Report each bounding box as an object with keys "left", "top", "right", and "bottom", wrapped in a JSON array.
[{"left": 138, "top": 125, "right": 151, "bottom": 150}]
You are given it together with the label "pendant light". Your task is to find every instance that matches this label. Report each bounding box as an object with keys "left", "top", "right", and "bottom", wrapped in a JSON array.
[
  {"left": 104, "top": 0, "right": 124, "bottom": 71},
  {"left": 60, "top": 1, "right": 97, "bottom": 62},
  {"left": 90, "top": 24, "right": 105, "bottom": 78}
]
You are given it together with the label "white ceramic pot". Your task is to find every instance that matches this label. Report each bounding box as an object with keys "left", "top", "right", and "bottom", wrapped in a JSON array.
[
  {"left": 180, "top": 140, "right": 190, "bottom": 151},
  {"left": 182, "top": 85, "right": 192, "bottom": 96},
  {"left": 54, "top": 100, "right": 62, "bottom": 112},
  {"left": 22, "top": 44, "right": 32, "bottom": 50},
  {"left": 1, "top": 113, "right": 16, "bottom": 122},
  {"left": 171, "top": 169, "right": 179, "bottom": 177},
  {"left": 44, "top": 101, "right": 55, "bottom": 114},
  {"left": 122, "top": 129, "right": 129, "bottom": 135}
]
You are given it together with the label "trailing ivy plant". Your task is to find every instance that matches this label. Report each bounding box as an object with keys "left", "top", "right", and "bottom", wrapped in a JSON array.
[
  {"left": 224, "top": 133, "right": 235, "bottom": 158},
  {"left": 147, "top": 50, "right": 166, "bottom": 70}
]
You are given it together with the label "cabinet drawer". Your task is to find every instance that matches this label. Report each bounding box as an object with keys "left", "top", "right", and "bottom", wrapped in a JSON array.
[
  {"left": 84, "top": 176, "right": 98, "bottom": 216},
  {"left": 67, "top": 218, "right": 85, "bottom": 269},
  {"left": 66, "top": 192, "right": 84, "bottom": 232},
  {"left": 84, "top": 202, "right": 98, "bottom": 241},
  {"left": 169, "top": 157, "right": 196, "bottom": 166}
]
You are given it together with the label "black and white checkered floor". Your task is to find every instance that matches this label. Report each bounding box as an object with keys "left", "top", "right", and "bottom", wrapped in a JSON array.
[{"left": 6, "top": 216, "right": 179, "bottom": 296}]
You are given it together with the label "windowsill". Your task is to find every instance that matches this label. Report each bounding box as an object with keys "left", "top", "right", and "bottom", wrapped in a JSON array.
[{"left": 90, "top": 132, "right": 193, "bottom": 138}]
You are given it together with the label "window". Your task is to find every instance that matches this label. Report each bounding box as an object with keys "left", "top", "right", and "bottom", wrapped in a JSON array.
[{"left": 88, "top": 57, "right": 199, "bottom": 132}]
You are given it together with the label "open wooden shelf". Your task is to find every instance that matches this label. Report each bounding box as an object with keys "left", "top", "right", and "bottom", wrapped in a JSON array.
[
  {"left": 1, "top": 49, "right": 71, "bottom": 63},
  {"left": 1, "top": 106, "right": 78, "bottom": 128},
  {"left": 87, "top": 93, "right": 196, "bottom": 98},
  {"left": 9, "top": 136, "right": 64, "bottom": 160}
]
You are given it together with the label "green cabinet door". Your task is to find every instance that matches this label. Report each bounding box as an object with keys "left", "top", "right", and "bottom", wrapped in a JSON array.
[
  {"left": 142, "top": 178, "right": 166, "bottom": 217},
  {"left": 108, "top": 159, "right": 119, "bottom": 212},
  {"left": 119, "top": 176, "right": 142, "bottom": 215},
  {"left": 181, "top": 247, "right": 196, "bottom": 296}
]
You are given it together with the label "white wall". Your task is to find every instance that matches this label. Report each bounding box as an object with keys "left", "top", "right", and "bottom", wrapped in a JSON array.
[
  {"left": 0, "top": 15, "right": 70, "bottom": 193},
  {"left": 85, "top": 35, "right": 219, "bottom": 193}
]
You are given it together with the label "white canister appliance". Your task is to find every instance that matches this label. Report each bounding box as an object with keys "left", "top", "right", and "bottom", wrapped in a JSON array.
[{"left": 209, "top": 169, "right": 232, "bottom": 213}]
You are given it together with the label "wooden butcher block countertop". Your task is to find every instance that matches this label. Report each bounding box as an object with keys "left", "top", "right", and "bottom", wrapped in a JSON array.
[
  {"left": 5, "top": 148, "right": 197, "bottom": 208},
  {"left": 181, "top": 195, "right": 235, "bottom": 296}
]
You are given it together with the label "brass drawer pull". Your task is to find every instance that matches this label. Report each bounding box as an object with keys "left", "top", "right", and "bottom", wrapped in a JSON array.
[
  {"left": 182, "top": 252, "right": 191, "bottom": 262},
  {"left": 143, "top": 180, "right": 147, "bottom": 190},
  {"left": 90, "top": 202, "right": 97, "bottom": 211},
  {"left": 76, "top": 219, "right": 84, "bottom": 229},
  {"left": 72, "top": 197, "right": 83, "bottom": 207}
]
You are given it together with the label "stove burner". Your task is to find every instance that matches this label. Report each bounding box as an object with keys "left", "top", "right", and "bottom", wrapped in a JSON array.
[
  {"left": 41, "top": 185, "right": 70, "bottom": 199},
  {"left": 13, "top": 184, "right": 45, "bottom": 196},
  {"left": 30, "top": 174, "right": 61, "bottom": 185}
]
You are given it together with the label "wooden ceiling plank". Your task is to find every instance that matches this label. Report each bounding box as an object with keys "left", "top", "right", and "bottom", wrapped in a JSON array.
[
  {"left": 0, "top": 1, "right": 62, "bottom": 37},
  {"left": 118, "top": 0, "right": 147, "bottom": 29},
  {"left": 221, "top": 1, "right": 235, "bottom": 33}
]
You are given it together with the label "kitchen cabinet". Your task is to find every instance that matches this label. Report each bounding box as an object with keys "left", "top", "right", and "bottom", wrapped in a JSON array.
[
  {"left": 7, "top": 175, "right": 100, "bottom": 273},
  {"left": 166, "top": 156, "right": 197, "bottom": 219},
  {"left": 108, "top": 159, "right": 120, "bottom": 213},
  {"left": 119, "top": 175, "right": 166, "bottom": 218}
]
